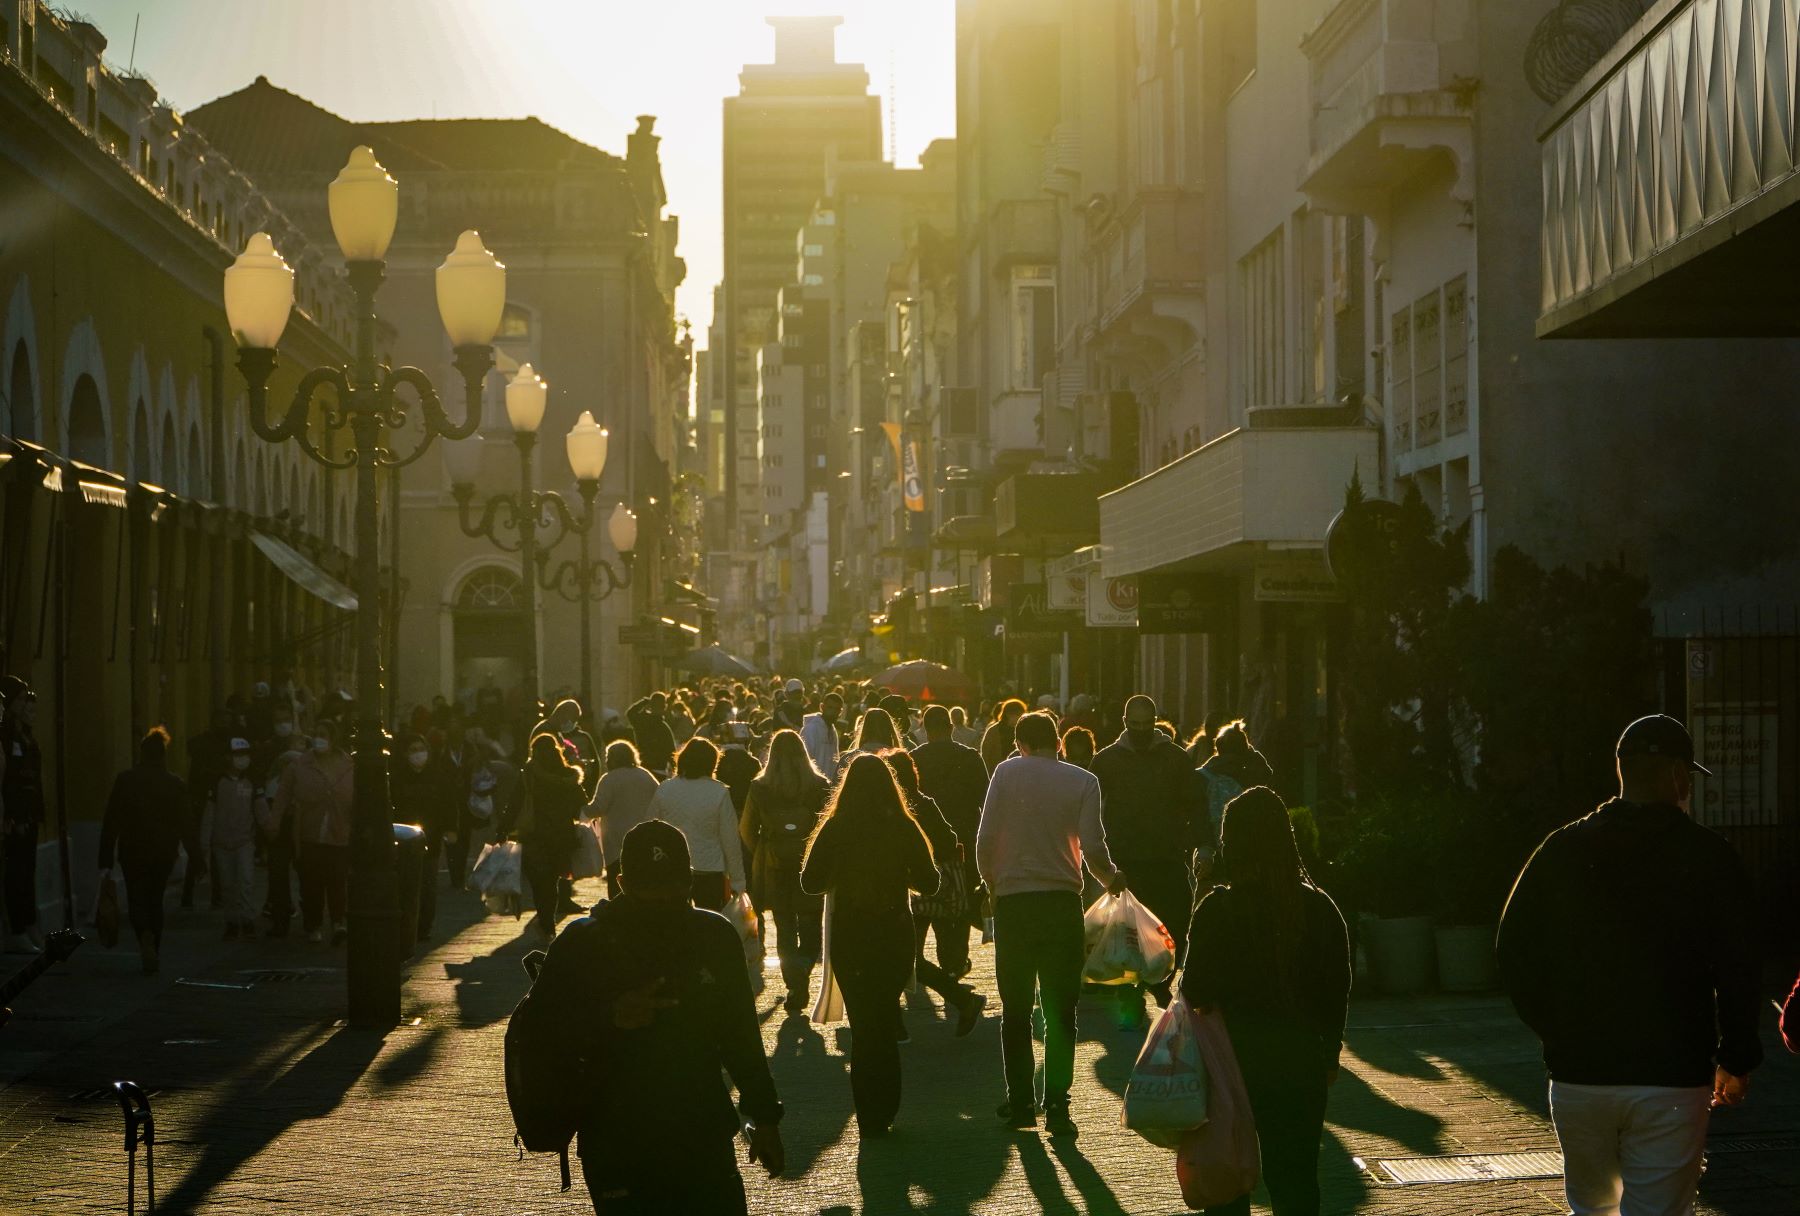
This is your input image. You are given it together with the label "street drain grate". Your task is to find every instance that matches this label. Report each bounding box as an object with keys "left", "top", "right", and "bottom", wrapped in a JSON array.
[
  {"left": 67, "top": 1086, "right": 176, "bottom": 1103},
  {"left": 1709, "top": 1134, "right": 1800, "bottom": 1154},
  {"left": 1359, "top": 1150, "right": 1563, "bottom": 1185},
  {"left": 240, "top": 969, "right": 320, "bottom": 983}
]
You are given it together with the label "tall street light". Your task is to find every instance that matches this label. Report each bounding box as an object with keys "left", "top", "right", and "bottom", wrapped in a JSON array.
[
  {"left": 539, "top": 498, "right": 638, "bottom": 713},
  {"left": 223, "top": 146, "right": 506, "bottom": 1028},
  {"left": 448, "top": 376, "right": 605, "bottom": 724}
]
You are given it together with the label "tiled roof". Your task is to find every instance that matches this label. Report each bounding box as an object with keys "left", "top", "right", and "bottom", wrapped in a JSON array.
[{"left": 188, "top": 76, "right": 617, "bottom": 178}]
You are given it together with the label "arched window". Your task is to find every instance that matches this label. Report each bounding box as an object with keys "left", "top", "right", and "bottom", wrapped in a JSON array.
[
  {"left": 159, "top": 414, "right": 177, "bottom": 488},
  {"left": 68, "top": 374, "right": 107, "bottom": 467},
  {"left": 185, "top": 422, "right": 203, "bottom": 499},
  {"left": 7, "top": 341, "right": 32, "bottom": 441},
  {"left": 456, "top": 566, "right": 522, "bottom": 610},
  {"left": 131, "top": 402, "right": 150, "bottom": 483}
]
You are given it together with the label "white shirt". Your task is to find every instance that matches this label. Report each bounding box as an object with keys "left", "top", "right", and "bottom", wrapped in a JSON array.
[
  {"left": 800, "top": 713, "right": 840, "bottom": 784},
  {"left": 646, "top": 776, "right": 744, "bottom": 892}
]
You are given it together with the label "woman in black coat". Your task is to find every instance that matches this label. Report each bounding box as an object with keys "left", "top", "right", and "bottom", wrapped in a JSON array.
[
  {"left": 740, "top": 729, "right": 827, "bottom": 1015},
  {"left": 801, "top": 754, "right": 937, "bottom": 1137},
  {"left": 511, "top": 731, "right": 586, "bottom": 940},
  {"left": 882, "top": 748, "right": 984, "bottom": 1035},
  {"left": 99, "top": 727, "right": 189, "bottom": 975},
  {"left": 1181, "top": 786, "right": 1350, "bottom": 1216}
]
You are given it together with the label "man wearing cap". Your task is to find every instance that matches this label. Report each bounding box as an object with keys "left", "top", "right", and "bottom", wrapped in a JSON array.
[
  {"left": 772, "top": 679, "right": 808, "bottom": 733},
  {"left": 1498, "top": 714, "right": 1762, "bottom": 1216},
  {"left": 531, "top": 819, "right": 784, "bottom": 1213}
]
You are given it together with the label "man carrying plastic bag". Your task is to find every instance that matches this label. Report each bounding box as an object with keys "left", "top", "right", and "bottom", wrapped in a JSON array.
[{"left": 1082, "top": 890, "right": 1176, "bottom": 987}]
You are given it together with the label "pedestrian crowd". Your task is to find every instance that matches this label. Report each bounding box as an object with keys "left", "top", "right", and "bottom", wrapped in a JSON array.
[{"left": 1, "top": 665, "right": 1795, "bottom": 1216}]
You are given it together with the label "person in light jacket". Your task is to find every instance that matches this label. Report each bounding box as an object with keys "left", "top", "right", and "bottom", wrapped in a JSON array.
[
  {"left": 646, "top": 736, "right": 743, "bottom": 911},
  {"left": 209, "top": 737, "right": 267, "bottom": 941},
  {"left": 275, "top": 719, "right": 354, "bottom": 944}
]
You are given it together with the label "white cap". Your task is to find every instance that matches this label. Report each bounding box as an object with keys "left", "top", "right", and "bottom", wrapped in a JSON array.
[
  {"left": 1036, "top": 694, "right": 1059, "bottom": 710},
  {"left": 229, "top": 737, "right": 251, "bottom": 752},
  {"left": 784, "top": 678, "right": 804, "bottom": 694}
]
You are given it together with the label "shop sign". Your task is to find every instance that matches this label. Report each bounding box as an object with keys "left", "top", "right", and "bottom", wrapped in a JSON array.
[
  {"left": 1691, "top": 703, "right": 1780, "bottom": 826},
  {"left": 1004, "top": 581, "right": 1080, "bottom": 651},
  {"left": 1087, "top": 574, "right": 1138, "bottom": 628},
  {"left": 1044, "top": 550, "right": 1089, "bottom": 611},
  {"left": 1136, "top": 573, "right": 1233, "bottom": 635},
  {"left": 1253, "top": 560, "right": 1342, "bottom": 603}
]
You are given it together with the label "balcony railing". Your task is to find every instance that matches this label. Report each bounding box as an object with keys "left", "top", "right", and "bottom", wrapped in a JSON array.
[
  {"left": 1538, "top": 0, "right": 1800, "bottom": 337},
  {"left": 1092, "top": 190, "right": 1205, "bottom": 349},
  {"left": 1098, "top": 423, "right": 1378, "bottom": 579}
]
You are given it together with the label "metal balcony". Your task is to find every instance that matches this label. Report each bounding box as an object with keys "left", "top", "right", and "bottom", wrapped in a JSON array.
[
  {"left": 1298, "top": 0, "right": 1475, "bottom": 214},
  {"left": 1538, "top": 0, "right": 1800, "bottom": 337},
  {"left": 1091, "top": 189, "right": 1205, "bottom": 364}
]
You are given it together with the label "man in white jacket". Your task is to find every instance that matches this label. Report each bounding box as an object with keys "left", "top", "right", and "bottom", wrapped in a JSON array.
[{"left": 799, "top": 692, "right": 843, "bottom": 784}]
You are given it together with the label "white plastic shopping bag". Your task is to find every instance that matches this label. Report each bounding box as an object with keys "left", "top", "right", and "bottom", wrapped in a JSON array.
[
  {"left": 1082, "top": 890, "right": 1177, "bottom": 986},
  {"left": 810, "top": 893, "right": 846, "bottom": 1024},
  {"left": 1123, "top": 993, "right": 1209, "bottom": 1147},
  {"left": 470, "top": 840, "right": 522, "bottom": 898},
  {"left": 570, "top": 820, "right": 605, "bottom": 880}
]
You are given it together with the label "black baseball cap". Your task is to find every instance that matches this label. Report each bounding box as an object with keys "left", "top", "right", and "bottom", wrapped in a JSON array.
[
  {"left": 619, "top": 819, "right": 691, "bottom": 887},
  {"left": 1616, "top": 714, "right": 1711, "bottom": 776}
]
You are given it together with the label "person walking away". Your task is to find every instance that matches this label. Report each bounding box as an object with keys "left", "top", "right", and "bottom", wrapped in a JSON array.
[
  {"left": 741, "top": 729, "right": 828, "bottom": 1014},
  {"left": 98, "top": 728, "right": 188, "bottom": 974},
  {"left": 275, "top": 720, "right": 353, "bottom": 945},
  {"left": 883, "top": 748, "right": 984, "bottom": 1035},
  {"left": 1092, "top": 694, "right": 1203, "bottom": 1023},
  {"left": 391, "top": 733, "right": 450, "bottom": 940},
  {"left": 950, "top": 705, "right": 982, "bottom": 749},
  {"left": 208, "top": 738, "right": 266, "bottom": 940},
  {"left": 800, "top": 692, "right": 843, "bottom": 784},
  {"left": 590, "top": 740, "right": 660, "bottom": 900},
  {"left": 434, "top": 718, "right": 480, "bottom": 890},
  {"left": 255, "top": 710, "right": 305, "bottom": 937},
  {"left": 978, "top": 711, "right": 1125, "bottom": 1136},
  {"left": 531, "top": 820, "right": 784, "bottom": 1211},
  {"left": 800, "top": 754, "right": 938, "bottom": 1136},
  {"left": 912, "top": 705, "right": 988, "bottom": 980},
  {"left": 1497, "top": 714, "right": 1761, "bottom": 1216},
  {"left": 1182, "top": 786, "right": 1350, "bottom": 1216},
  {"left": 0, "top": 678, "right": 45, "bottom": 954},
  {"left": 645, "top": 737, "right": 744, "bottom": 912},
  {"left": 512, "top": 732, "right": 586, "bottom": 940},
  {"left": 1198, "top": 720, "right": 1275, "bottom": 843},
  {"left": 627, "top": 693, "right": 677, "bottom": 777},
  {"left": 980, "top": 698, "right": 1027, "bottom": 772},
  {"left": 844, "top": 706, "right": 901, "bottom": 762},
  {"left": 1060, "top": 726, "right": 1095, "bottom": 771},
  {"left": 535, "top": 699, "right": 601, "bottom": 799},
  {"left": 181, "top": 708, "right": 234, "bottom": 910}
]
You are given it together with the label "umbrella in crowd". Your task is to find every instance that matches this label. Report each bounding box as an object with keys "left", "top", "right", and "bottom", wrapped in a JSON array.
[
  {"left": 674, "top": 643, "right": 759, "bottom": 677},
  {"left": 816, "top": 647, "right": 866, "bottom": 674},
  {"left": 870, "top": 659, "right": 975, "bottom": 704}
]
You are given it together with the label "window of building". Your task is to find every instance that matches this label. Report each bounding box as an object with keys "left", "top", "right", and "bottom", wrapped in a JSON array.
[
  {"left": 1237, "top": 227, "right": 1286, "bottom": 410},
  {"left": 803, "top": 243, "right": 824, "bottom": 257},
  {"left": 498, "top": 303, "right": 532, "bottom": 340},
  {"left": 1009, "top": 265, "right": 1056, "bottom": 393}
]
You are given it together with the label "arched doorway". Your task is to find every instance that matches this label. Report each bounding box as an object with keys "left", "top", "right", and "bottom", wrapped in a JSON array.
[
  {"left": 6, "top": 341, "right": 32, "bottom": 440},
  {"left": 452, "top": 565, "right": 526, "bottom": 721},
  {"left": 68, "top": 374, "right": 107, "bottom": 467},
  {"left": 158, "top": 414, "right": 177, "bottom": 488},
  {"left": 131, "top": 402, "right": 150, "bottom": 483}
]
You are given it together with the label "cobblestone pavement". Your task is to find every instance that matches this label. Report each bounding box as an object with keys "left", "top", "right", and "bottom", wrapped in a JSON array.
[{"left": 0, "top": 871, "right": 1794, "bottom": 1214}]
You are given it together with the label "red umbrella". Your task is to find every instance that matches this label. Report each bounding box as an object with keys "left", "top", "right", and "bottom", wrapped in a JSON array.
[{"left": 870, "top": 660, "right": 975, "bottom": 704}]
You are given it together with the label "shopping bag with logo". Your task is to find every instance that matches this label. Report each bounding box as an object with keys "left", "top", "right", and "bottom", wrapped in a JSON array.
[
  {"left": 569, "top": 820, "right": 605, "bottom": 880},
  {"left": 1082, "top": 890, "right": 1177, "bottom": 986},
  {"left": 1175, "top": 1009, "right": 1261, "bottom": 1207},
  {"left": 1123, "top": 992, "right": 1208, "bottom": 1147}
]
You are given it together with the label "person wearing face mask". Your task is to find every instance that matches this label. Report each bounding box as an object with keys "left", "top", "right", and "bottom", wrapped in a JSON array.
[
  {"left": 209, "top": 739, "right": 267, "bottom": 940},
  {"left": 256, "top": 709, "right": 305, "bottom": 937},
  {"left": 1090, "top": 694, "right": 1205, "bottom": 1025},
  {"left": 0, "top": 678, "right": 45, "bottom": 955},
  {"left": 99, "top": 727, "right": 189, "bottom": 974},
  {"left": 1498, "top": 715, "right": 1762, "bottom": 1216},
  {"left": 433, "top": 719, "right": 481, "bottom": 891},
  {"left": 390, "top": 732, "right": 450, "bottom": 939},
  {"left": 274, "top": 720, "right": 354, "bottom": 944},
  {"left": 533, "top": 698, "right": 600, "bottom": 800}
]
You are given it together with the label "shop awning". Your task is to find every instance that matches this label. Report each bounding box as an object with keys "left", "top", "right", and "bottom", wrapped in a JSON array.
[{"left": 251, "top": 531, "right": 358, "bottom": 611}]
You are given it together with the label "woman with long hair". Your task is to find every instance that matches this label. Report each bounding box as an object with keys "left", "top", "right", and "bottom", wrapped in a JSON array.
[
  {"left": 882, "top": 749, "right": 984, "bottom": 1035},
  {"left": 741, "top": 729, "right": 830, "bottom": 1014},
  {"left": 1180, "top": 786, "right": 1350, "bottom": 1216},
  {"left": 801, "top": 754, "right": 938, "bottom": 1137},
  {"left": 515, "top": 731, "right": 586, "bottom": 939},
  {"left": 646, "top": 736, "right": 744, "bottom": 911},
  {"left": 844, "top": 706, "right": 901, "bottom": 759},
  {"left": 981, "top": 698, "right": 1028, "bottom": 772}
]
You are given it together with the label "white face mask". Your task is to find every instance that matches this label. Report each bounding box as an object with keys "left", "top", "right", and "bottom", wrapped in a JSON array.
[
  {"left": 232, "top": 755, "right": 251, "bottom": 772},
  {"left": 311, "top": 738, "right": 330, "bottom": 755},
  {"left": 407, "top": 750, "right": 429, "bottom": 770},
  {"left": 274, "top": 722, "right": 293, "bottom": 738}
]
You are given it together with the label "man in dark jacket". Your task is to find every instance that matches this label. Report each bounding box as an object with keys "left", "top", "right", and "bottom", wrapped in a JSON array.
[
  {"left": 1497, "top": 714, "right": 1761, "bottom": 1216},
  {"left": 533, "top": 698, "right": 602, "bottom": 799},
  {"left": 627, "top": 694, "right": 677, "bottom": 777},
  {"left": 1091, "top": 694, "right": 1201, "bottom": 1017},
  {"left": 912, "top": 705, "right": 989, "bottom": 977},
  {"left": 532, "top": 819, "right": 783, "bottom": 1213}
]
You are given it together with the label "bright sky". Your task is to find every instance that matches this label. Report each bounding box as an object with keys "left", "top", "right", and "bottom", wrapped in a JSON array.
[{"left": 70, "top": 0, "right": 957, "bottom": 336}]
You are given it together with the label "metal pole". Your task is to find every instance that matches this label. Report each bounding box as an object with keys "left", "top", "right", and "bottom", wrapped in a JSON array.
[
  {"left": 516, "top": 433, "right": 540, "bottom": 729},
  {"left": 578, "top": 526, "right": 593, "bottom": 715},
  {"left": 343, "top": 262, "right": 400, "bottom": 1030}
]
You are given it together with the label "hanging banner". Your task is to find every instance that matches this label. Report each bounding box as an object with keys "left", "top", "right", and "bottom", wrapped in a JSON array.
[
  {"left": 880, "top": 422, "right": 903, "bottom": 486},
  {"left": 901, "top": 437, "right": 926, "bottom": 513}
]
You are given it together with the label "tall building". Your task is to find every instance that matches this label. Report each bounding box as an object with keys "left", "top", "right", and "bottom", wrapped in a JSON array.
[{"left": 720, "top": 16, "right": 882, "bottom": 551}]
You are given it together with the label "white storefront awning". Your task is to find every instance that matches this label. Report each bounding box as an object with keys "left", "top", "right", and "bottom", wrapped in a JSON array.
[{"left": 251, "top": 531, "right": 358, "bottom": 612}]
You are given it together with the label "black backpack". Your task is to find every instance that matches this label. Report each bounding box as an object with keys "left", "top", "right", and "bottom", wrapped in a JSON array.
[{"left": 503, "top": 916, "right": 599, "bottom": 1191}]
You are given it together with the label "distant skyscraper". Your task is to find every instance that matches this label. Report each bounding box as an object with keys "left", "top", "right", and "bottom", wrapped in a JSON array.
[{"left": 721, "top": 16, "right": 881, "bottom": 546}]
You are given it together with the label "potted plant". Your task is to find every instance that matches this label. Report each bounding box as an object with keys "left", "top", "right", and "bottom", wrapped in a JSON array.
[
  {"left": 1332, "top": 795, "right": 1438, "bottom": 996},
  {"left": 1427, "top": 792, "right": 1511, "bottom": 992}
]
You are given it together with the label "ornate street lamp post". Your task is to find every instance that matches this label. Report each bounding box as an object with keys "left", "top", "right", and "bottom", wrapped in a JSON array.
[
  {"left": 538, "top": 500, "right": 638, "bottom": 713},
  {"left": 222, "top": 146, "right": 505, "bottom": 1029},
  {"left": 449, "top": 379, "right": 606, "bottom": 724}
]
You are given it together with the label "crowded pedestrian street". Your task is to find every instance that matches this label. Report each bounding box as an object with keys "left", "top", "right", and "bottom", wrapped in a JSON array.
[{"left": 3, "top": 868, "right": 1793, "bottom": 1215}]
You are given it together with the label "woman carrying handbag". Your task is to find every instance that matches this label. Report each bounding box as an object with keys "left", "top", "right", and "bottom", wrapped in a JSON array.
[
  {"left": 883, "top": 749, "right": 984, "bottom": 1037},
  {"left": 1180, "top": 786, "right": 1350, "bottom": 1216},
  {"left": 740, "top": 729, "right": 828, "bottom": 1016}
]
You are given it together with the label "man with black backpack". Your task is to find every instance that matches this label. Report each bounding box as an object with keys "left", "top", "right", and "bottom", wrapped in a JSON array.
[{"left": 510, "top": 819, "right": 784, "bottom": 1212}]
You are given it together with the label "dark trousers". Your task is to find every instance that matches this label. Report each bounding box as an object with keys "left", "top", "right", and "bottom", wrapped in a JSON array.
[
  {"left": 121, "top": 859, "right": 174, "bottom": 946},
  {"left": 265, "top": 835, "right": 295, "bottom": 933},
  {"left": 1203, "top": 1028, "right": 1332, "bottom": 1216},
  {"left": 2, "top": 819, "right": 38, "bottom": 931},
  {"left": 770, "top": 891, "right": 823, "bottom": 1000},
  {"left": 832, "top": 906, "right": 914, "bottom": 1131},
  {"left": 995, "top": 890, "right": 1085, "bottom": 1108},
  {"left": 912, "top": 915, "right": 973, "bottom": 1007},
  {"left": 180, "top": 803, "right": 210, "bottom": 907},
  {"left": 579, "top": 1131, "right": 746, "bottom": 1215},
  {"left": 445, "top": 824, "right": 473, "bottom": 890},
  {"left": 1117, "top": 854, "right": 1193, "bottom": 999},
  {"left": 690, "top": 870, "right": 731, "bottom": 913},
  {"left": 521, "top": 838, "right": 570, "bottom": 926},
  {"left": 297, "top": 843, "right": 348, "bottom": 932}
]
